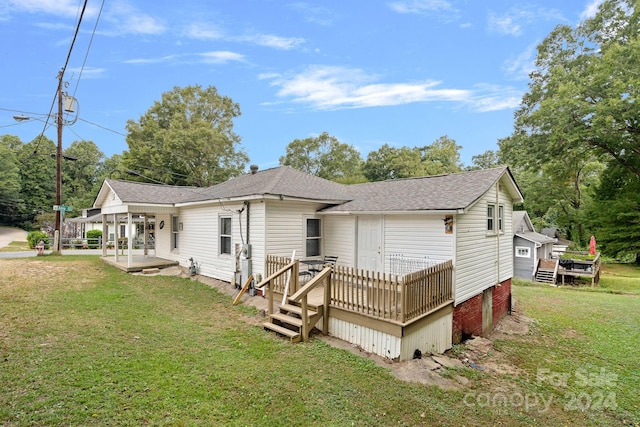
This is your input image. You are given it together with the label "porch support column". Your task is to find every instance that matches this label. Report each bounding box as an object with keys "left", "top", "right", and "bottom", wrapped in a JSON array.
[
  {"left": 127, "top": 212, "right": 133, "bottom": 268},
  {"left": 114, "top": 214, "right": 119, "bottom": 263},
  {"left": 143, "top": 214, "right": 149, "bottom": 256},
  {"left": 102, "top": 214, "right": 108, "bottom": 257}
]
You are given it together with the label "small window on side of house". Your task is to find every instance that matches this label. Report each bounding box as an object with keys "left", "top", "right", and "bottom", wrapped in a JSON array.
[
  {"left": 220, "top": 216, "right": 231, "bottom": 255},
  {"left": 306, "top": 218, "right": 321, "bottom": 257},
  {"left": 515, "top": 246, "right": 530, "bottom": 258},
  {"left": 487, "top": 204, "right": 495, "bottom": 232},
  {"left": 498, "top": 205, "right": 504, "bottom": 232},
  {"left": 171, "top": 215, "right": 179, "bottom": 250}
]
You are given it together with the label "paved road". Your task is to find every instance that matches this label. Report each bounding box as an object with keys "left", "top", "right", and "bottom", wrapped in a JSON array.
[
  {"left": 0, "top": 226, "right": 27, "bottom": 249},
  {"left": 0, "top": 228, "right": 146, "bottom": 259}
]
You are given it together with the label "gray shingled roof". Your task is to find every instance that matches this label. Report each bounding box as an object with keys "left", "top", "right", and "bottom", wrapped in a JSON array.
[
  {"left": 516, "top": 230, "right": 556, "bottom": 245},
  {"left": 104, "top": 179, "right": 205, "bottom": 204},
  {"left": 99, "top": 166, "right": 520, "bottom": 212},
  {"left": 197, "top": 166, "right": 351, "bottom": 201},
  {"left": 321, "top": 167, "right": 513, "bottom": 212}
]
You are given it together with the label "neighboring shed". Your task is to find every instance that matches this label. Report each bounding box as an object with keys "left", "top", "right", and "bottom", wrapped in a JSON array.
[{"left": 513, "top": 211, "right": 556, "bottom": 280}]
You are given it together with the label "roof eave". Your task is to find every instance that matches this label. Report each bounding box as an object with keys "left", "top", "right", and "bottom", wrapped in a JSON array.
[{"left": 318, "top": 208, "right": 465, "bottom": 215}]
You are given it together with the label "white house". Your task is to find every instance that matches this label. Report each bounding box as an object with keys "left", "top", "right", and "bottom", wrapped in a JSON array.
[{"left": 93, "top": 165, "right": 523, "bottom": 357}]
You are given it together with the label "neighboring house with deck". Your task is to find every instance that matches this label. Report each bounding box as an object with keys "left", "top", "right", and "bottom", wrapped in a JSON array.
[
  {"left": 93, "top": 165, "right": 523, "bottom": 360},
  {"left": 513, "top": 211, "right": 556, "bottom": 280}
]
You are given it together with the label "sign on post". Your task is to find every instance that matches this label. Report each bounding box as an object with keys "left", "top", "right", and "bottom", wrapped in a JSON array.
[{"left": 53, "top": 205, "right": 73, "bottom": 212}]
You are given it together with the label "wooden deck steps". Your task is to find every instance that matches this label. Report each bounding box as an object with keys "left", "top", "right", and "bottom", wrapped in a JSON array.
[
  {"left": 535, "top": 269, "right": 556, "bottom": 284},
  {"left": 262, "top": 301, "right": 323, "bottom": 343},
  {"left": 534, "top": 258, "right": 559, "bottom": 285}
]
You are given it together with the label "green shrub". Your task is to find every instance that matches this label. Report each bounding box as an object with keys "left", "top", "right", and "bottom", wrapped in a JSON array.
[
  {"left": 86, "top": 230, "right": 102, "bottom": 249},
  {"left": 27, "top": 231, "right": 48, "bottom": 249}
]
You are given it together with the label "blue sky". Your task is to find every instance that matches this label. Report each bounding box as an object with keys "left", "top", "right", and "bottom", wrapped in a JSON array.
[{"left": 0, "top": 0, "right": 604, "bottom": 170}]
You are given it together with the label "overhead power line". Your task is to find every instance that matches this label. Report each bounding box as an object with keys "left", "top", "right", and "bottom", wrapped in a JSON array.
[{"left": 31, "top": 0, "right": 89, "bottom": 156}]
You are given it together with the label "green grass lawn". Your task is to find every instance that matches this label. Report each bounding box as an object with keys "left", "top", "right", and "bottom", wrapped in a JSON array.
[
  {"left": 0, "top": 240, "right": 31, "bottom": 252},
  {"left": 1, "top": 257, "right": 638, "bottom": 426}
]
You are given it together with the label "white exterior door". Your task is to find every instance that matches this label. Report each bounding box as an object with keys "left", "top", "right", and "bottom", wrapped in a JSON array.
[{"left": 357, "top": 216, "right": 382, "bottom": 272}]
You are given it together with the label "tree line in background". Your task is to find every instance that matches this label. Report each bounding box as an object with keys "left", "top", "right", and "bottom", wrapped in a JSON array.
[{"left": 0, "top": 0, "right": 637, "bottom": 261}]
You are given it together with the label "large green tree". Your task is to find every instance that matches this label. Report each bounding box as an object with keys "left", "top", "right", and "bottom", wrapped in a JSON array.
[
  {"left": 0, "top": 135, "right": 23, "bottom": 226},
  {"left": 418, "top": 135, "right": 463, "bottom": 175},
  {"left": 62, "top": 140, "right": 105, "bottom": 210},
  {"left": 501, "top": 0, "right": 638, "bottom": 250},
  {"left": 362, "top": 144, "right": 422, "bottom": 181},
  {"left": 362, "top": 136, "right": 463, "bottom": 181},
  {"left": 586, "top": 164, "right": 640, "bottom": 262},
  {"left": 279, "top": 132, "right": 363, "bottom": 181},
  {"left": 16, "top": 136, "right": 57, "bottom": 229},
  {"left": 123, "top": 85, "right": 248, "bottom": 186},
  {"left": 508, "top": 0, "right": 639, "bottom": 177}
]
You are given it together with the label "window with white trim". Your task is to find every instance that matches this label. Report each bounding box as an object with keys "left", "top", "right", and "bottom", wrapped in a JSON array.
[
  {"left": 487, "top": 204, "right": 495, "bottom": 232},
  {"left": 515, "top": 246, "right": 531, "bottom": 258},
  {"left": 498, "top": 205, "right": 504, "bottom": 232},
  {"left": 305, "top": 218, "right": 322, "bottom": 257},
  {"left": 220, "top": 216, "right": 232, "bottom": 255},
  {"left": 171, "top": 216, "right": 179, "bottom": 249}
]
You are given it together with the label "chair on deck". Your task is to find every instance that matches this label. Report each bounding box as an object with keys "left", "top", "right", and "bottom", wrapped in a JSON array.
[
  {"left": 298, "top": 255, "right": 338, "bottom": 280},
  {"left": 308, "top": 255, "right": 338, "bottom": 275}
]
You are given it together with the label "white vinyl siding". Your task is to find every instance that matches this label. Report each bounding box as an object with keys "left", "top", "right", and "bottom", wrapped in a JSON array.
[
  {"left": 156, "top": 202, "right": 246, "bottom": 281},
  {"left": 455, "top": 180, "right": 514, "bottom": 305},
  {"left": 323, "top": 215, "right": 355, "bottom": 268},
  {"left": 383, "top": 215, "right": 454, "bottom": 274},
  {"left": 265, "top": 200, "right": 326, "bottom": 258}
]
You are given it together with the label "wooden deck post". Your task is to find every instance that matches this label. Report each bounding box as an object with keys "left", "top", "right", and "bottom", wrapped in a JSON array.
[
  {"left": 301, "top": 296, "right": 309, "bottom": 341},
  {"left": 323, "top": 272, "right": 331, "bottom": 335}
]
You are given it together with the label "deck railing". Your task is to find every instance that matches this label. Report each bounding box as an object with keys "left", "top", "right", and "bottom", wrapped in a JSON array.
[
  {"left": 265, "top": 256, "right": 453, "bottom": 325},
  {"left": 265, "top": 255, "right": 300, "bottom": 295},
  {"left": 389, "top": 253, "right": 441, "bottom": 277}
]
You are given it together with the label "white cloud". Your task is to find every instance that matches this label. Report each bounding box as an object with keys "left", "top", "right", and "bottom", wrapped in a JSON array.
[
  {"left": 469, "top": 84, "right": 522, "bottom": 112},
  {"left": 66, "top": 66, "right": 105, "bottom": 79},
  {"left": 123, "top": 51, "right": 244, "bottom": 65},
  {"left": 199, "top": 51, "right": 245, "bottom": 64},
  {"left": 261, "top": 65, "right": 520, "bottom": 112},
  {"left": 503, "top": 41, "right": 538, "bottom": 79},
  {"left": 488, "top": 11, "right": 524, "bottom": 36},
  {"left": 488, "top": 7, "right": 566, "bottom": 37},
  {"left": 580, "top": 0, "right": 605, "bottom": 20},
  {"left": 242, "top": 33, "right": 305, "bottom": 50},
  {"left": 388, "top": 0, "right": 454, "bottom": 14},
  {"left": 104, "top": 1, "right": 165, "bottom": 36},
  {"left": 289, "top": 3, "right": 334, "bottom": 26},
  {"left": 2, "top": 0, "right": 163, "bottom": 36},
  {"left": 185, "top": 23, "right": 224, "bottom": 40},
  {"left": 123, "top": 55, "right": 180, "bottom": 65},
  {"left": 2, "top": 0, "right": 100, "bottom": 18}
]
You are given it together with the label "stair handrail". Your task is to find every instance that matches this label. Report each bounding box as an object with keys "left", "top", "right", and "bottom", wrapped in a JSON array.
[
  {"left": 289, "top": 266, "right": 332, "bottom": 341},
  {"left": 255, "top": 260, "right": 299, "bottom": 316},
  {"left": 552, "top": 258, "right": 560, "bottom": 284}
]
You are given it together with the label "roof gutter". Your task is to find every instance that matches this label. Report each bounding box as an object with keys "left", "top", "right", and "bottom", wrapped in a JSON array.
[{"left": 318, "top": 209, "right": 465, "bottom": 216}]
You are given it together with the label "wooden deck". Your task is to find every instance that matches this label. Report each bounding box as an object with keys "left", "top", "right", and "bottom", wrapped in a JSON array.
[{"left": 534, "top": 252, "right": 601, "bottom": 286}]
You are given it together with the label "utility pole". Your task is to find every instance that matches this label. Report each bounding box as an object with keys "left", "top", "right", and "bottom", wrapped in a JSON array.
[{"left": 53, "top": 70, "right": 63, "bottom": 254}]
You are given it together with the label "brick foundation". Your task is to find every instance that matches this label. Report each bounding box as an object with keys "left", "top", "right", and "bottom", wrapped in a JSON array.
[
  {"left": 492, "top": 279, "right": 512, "bottom": 322},
  {"left": 452, "top": 279, "right": 511, "bottom": 343}
]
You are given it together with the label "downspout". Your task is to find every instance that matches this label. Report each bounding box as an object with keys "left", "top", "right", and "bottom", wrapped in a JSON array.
[
  {"left": 496, "top": 181, "right": 500, "bottom": 286},
  {"left": 245, "top": 201, "right": 250, "bottom": 246}
]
